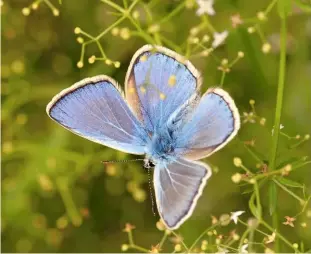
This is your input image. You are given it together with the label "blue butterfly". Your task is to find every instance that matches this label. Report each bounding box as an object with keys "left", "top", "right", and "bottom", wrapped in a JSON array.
[{"left": 46, "top": 45, "right": 240, "bottom": 229}]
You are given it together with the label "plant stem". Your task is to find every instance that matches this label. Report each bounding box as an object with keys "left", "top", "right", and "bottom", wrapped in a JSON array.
[
  {"left": 159, "top": 1, "right": 185, "bottom": 24},
  {"left": 220, "top": 71, "right": 226, "bottom": 87},
  {"left": 96, "top": 16, "right": 126, "bottom": 39},
  {"left": 261, "top": 220, "right": 298, "bottom": 252},
  {"left": 189, "top": 223, "right": 219, "bottom": 252},
  {"left": 56, "top": 178, "right": 82, "bottom": 226},
  {"left": 254, "top": 181, "right": 262, "bottom": 219},
  {"left": 100, "top": 0, "right": 124, "bottom": 13},
  {"left": 130, "top": 244, "right": 149, "bottom": 252},
  {"left": 268, "top": 12, "right": 287, "bottom": 253},
  {"left": 238, "top": 228, "right": 250, "bottom": 250},
  {"left": 171, "top": 231, "right": 189, "bottom": 252},
  {"left": 158, "top": 231, "right": 168, "bottom": 249},
  {"left": 128, "top": 231, "right": 134, "bottom": 245},
  {"left": 238, "top": 219, "right": 269, "bottom": 237},
  {"left": 273, "top": 179, "right": 305, "bottom": 204}
]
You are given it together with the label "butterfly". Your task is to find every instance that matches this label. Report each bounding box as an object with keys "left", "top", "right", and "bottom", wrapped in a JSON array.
[{"left": 46, "top": 45, "right": 240, "bottom": 230}]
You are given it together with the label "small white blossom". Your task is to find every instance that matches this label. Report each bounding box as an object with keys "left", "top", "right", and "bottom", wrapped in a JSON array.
[
  {"left": 212, "top": 31, "right": 229, "bottom": 48},
  {"left": 265, "top": 232, "right": 276, "bottom": 244},
  {"left": 196, "top": 0, "right": 215, "bottom": 16},
  {"left": 230, "top": 211, "right": 245, "bottom": 224},
  {"left": 241, "top": 244, "right": 248, "bottom": 253},
  {"left": 243, "top": 112, "right": 256, "bottom": 123},
  {"left": 271, "top": 124, "right": 284, "bottom": 135},
  {"left": 216, "top": 247, "right": 229, "bottom": 254}
]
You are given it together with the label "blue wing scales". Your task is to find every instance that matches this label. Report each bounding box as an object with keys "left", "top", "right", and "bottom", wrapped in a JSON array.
[
  {"left": 125, "top": 45, "right": 201, "bottom": 133},
  {"left": 173, "top": 88, "right": 240, "bottom": 160},
  {"left": 46, "top": 75, "right": 147, "bottom": 154},
  {"left": 154, "top": 159, "right": 211, "bottom": 229}
]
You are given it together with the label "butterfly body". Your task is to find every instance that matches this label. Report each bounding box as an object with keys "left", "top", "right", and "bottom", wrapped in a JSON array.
[
  {"left": 146, "top": 127, "right": 176, "bottom": 164},
  {"left": 47, "top": 45, "right": 240, "bottom": 229}
]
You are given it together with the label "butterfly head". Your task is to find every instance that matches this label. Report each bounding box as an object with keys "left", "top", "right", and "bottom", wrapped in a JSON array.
[{"left": 143, "top": 158, "right": 156, "bottom": 169}]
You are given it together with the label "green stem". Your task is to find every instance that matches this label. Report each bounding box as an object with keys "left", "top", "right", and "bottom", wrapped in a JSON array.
[
  {"left": 254, "top": 181, "right": 262, "bottom": 219},
  {"left": 44, "top": 0, "right": 57, "bottom": 11},
  {"left": 238, "top": 219, "right": 269, "bottom": 237},
  {"left": 273, "top": 179, "right": 305, "bottom": 204},
  {"left": 248, "top": 226, "right": 255, "bottom": 252},
  {"left": 269, "top": 16, "right": 287, "bottom": 173},
  {"left": 130, "top": 244, "right": 149, "bottom": 252},
  {"left": 159, "top": 1, "right": 185, "bottom": 24},
  {"left": 158, "top": 231, "right": 168, "bottom": 249},
  {"left": 189, "top": 223, "right": 219, "bottom": 252},
  {"left": 269, "top": 11, "right": 287, "bottom": 253},
  {"left": 96, "top": 16, "right": 126, "bottom": 39},
  {"left": 158, "top": 35, "right": 181, "bottom": 52},
  {"left": 171, "top": 231, "right": 189, "bottom": 252},
  {"left": 238, "top": 228, "right": 250, "bottom": 250},
  {"left": 220, "top": 71, "right": 226, "bottom": 87},
  {"left": 265, "top": 0, "right": 278, "bottom": 14},
  {"left": 202, "top": 15, "right": 216, "bottom": 33},
  {"left": 33, "top": 0, "right": 43, "bottom": 6},
  {"left": 127, "top": 16, "right": 155, "bottom": 44},
  {"left": 129, "top": 231, "right": 134, "bottom": 245},
  {"left": 289, "top": 138, "right": 307, "bottom": 149},
  {"left": 56, "top": 178, "right": 82, "bottom": 226},
  {"left": 128, "top": 0, "right": 140, "bottom": 12},
  {"left": 261, "top": 220, "right": 298, "bottom": 252},
  {"left": 123, "top": 0, "right": 128, "bottom": 8},
  {"left": 100, "top": 0, "right": 124, "bottom": 13},
  {"left": 238, "top": 28, "right": 268, "bottom": 88},
  {"left": 238, "top": 139, "right": 263, "bottom": 163},
  {"left": 96, "top": 40, "right": 107, "bottom": 59}
]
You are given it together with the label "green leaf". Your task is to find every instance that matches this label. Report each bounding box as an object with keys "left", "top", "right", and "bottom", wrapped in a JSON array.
[
  {"left": 269, "top": 183, "right": 277, "bottom": 215},
  {"left": 276, "top": 177, "right": 304, "bottom": 188},
  {"left": 249, "top": 192, "right": 261, "bottom": 218},
  {"left": 278, "top": 0, "right": 292, "bottom": 18},
  {"left": 249, "top": 193, "right": 257, "bottom": 217}
]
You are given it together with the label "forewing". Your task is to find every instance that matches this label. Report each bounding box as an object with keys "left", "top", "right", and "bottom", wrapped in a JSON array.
[
  {"left": 174, "top": 88, "right": 240, "bottom": 160},
  {"left": 125, "top": 45, "right": 201, "bottom": 132},
  {"left": 46, "top": 75, "right": 147, "bottom": 154},
  {"left": 153, "top": 159, "right": 211, "bottom": 229}
]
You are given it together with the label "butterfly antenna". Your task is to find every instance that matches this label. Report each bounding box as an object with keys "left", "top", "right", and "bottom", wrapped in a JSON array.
[
  {"left": 101, "top": 158, "right": 144, "bottom": 164},
  {"left": 147, "top": 168, "right": 156, "bottom": 216}
]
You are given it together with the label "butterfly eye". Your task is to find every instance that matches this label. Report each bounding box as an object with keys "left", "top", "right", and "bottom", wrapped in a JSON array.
[{"left": 144, "top": 159, "right": 155, "bottom": 169}]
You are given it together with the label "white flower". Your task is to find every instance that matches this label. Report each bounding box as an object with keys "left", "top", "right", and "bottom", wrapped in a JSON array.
[
  {"left": 241, "top": 244, "right": 248, "bottom": 253},
  {"left": 271, "top": 124, "right": 284, "bottom": 135},
  {"left": 212, "top": 31, "right": 229, "bottom": 48},
  {"left": 230, "top": 211, "right": 245, "bottom": 224},
  {"left": 216, "top": 247, "right": 229, "bottom": 254},
  {"left": 196, "top": 0, "right": 215, "bottom": 16},
  {"left": 265, "top": 232, "right": 276, "bottom": 244}
]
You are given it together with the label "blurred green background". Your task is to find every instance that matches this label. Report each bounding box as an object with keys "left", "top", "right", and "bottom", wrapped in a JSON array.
[{"left": 1, "top": 0, "right": 311, "bottom": 252}]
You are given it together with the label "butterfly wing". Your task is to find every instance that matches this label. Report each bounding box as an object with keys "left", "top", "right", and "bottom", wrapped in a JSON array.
[
  {"left": 46, "top": 75, "right": 147, "bottom": 154},
  {"left": 174, "top": 88, "right": 240, "bottom": 160},
  {"left": 125, "top": 45, "right": 201, "bottom": 132},
  {"left": 153, "top": 159, "right": 211, "bottom": 229}
]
